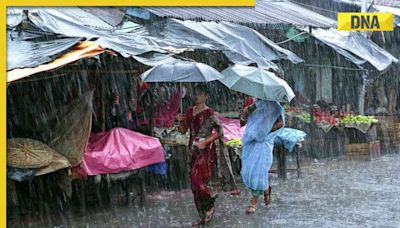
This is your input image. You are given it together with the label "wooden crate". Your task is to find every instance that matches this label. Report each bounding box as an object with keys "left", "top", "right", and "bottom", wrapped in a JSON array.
[
  {"left": 345, "top": 124, "right": 377, "bottom": 144},
  {"left": 345, "top": 140, "right": 381, "bottom": 161},
  {"left": 377, "top": 122, "right": 400, "bottom": 145}
]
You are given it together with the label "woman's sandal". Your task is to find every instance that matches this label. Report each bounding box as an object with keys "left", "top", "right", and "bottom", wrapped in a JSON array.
[
  {"left": 192, "top": 219, "right": 204, "bottom": 226},
  {"left": 226, "top": 189, "right": 241, "bottom": 196},
  {"left": 203, "top": 207, "right": 214, "bottom": 224},
  {"left": 264, "top": 186, "right": 272, "bottom": 206},
  {"left": 245, "top": 205, "right": 257, "bottom": 214},
  {"left": 192, "top": 207, "right": 215, "bottom": 226},
  {"left": 246, "top": 197, "right": 258, "bottom": 214}
]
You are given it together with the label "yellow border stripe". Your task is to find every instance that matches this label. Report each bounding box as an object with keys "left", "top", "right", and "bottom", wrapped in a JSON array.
[
  {"left": 1, "top": 4, "right": 5, "bottom": 227},
  {"left": 7, "top": 0, "right": 255, "bottom": 6}
]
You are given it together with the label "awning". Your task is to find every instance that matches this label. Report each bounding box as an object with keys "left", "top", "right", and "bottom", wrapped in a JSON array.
[
  {"left": 7, "top": 33, "right": 82, "bottom": 71},
  {"left": 145, "top": 19, "right": 303, "bottom": 69},
  {"left": 8, "top": 7, "right": 304, "bottom": 76},
  {"left": 7, "top": 41, "right": 104, "bottom": 82},
  {"left": 304, "top": 27, "right": 398, "bottom": 71}
]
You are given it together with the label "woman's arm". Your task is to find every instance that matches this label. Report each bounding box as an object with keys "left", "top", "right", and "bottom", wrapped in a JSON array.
[
  {"left": 176, "top": 113, "right": 188, "bottom": 133},
  {"left": 197, "top": 131, "right": 219, "bottom": 149},
  {"left": 240, "top": 103, "right": 257, "bottom": 126}
]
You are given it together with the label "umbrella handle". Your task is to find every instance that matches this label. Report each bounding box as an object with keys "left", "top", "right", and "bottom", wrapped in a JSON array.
[{"left": 180, "top": 83, "right": 183, "bottom": 113}]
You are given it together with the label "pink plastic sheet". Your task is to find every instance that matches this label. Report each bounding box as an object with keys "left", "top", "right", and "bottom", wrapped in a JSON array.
[
  {"left": 77, "top": 128, "right": 165, "bottom": 176},
  {"left": 218, "top": 117, "right": 245, "bottom": 142}
]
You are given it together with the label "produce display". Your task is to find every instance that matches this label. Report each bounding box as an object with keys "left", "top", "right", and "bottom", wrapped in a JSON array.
[
  {"left": 286, "top": 105, "right": 378, "bottom": 126},
  {"left": 340, "top": 115, "right": 378, "bottom": 124},
  {"left": 225, "top": 138, "right": 242, "bottom": 147},
  {"left": 300, "top": 112, "right": 311, "bottom": 123},
  {"left": 311, "top": 109, "right": 339, "bottom": 125}
]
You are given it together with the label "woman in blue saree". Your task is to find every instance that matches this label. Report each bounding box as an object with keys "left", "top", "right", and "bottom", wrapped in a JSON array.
[{"left": 240, "top": 98, "right": 284, "bottom": 214}]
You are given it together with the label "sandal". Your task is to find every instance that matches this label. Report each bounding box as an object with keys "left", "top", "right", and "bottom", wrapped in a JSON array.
[
  {"left": 245, "top": 197, "right": 258, "bottom": 214},
  {"left": 225, "top": 189, "right": 241, "bottom": 196},
  {"left": 192, "top": 207, "right": 215, "bottom": 226},
  {"left": 264, "top": 186, "right": 272, "bottom": 206},
  {"left": 192, "top": 219, "right": 205, "bottom": 226},
  {"left": 245, "top": 205, "right": 257, "bottom": 214}
]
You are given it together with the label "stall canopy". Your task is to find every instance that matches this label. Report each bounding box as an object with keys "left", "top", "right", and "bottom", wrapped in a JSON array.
[
  {"left": 7, "top": 3, "right": 398, "bottom": 81},
  {"left": 303, "top": 27, "right": 399, "bottom": 71},
  {"left": 6, "top": 6, "right": 303, "bottom": 82},
  {"left": 7, "top": 41, "right": 104, "bottom": 82},
  {"left": 7, "top": 33, "right": 82, "bottom": 71},
  {"left": 24, "top": 7, "right": 303, "bottom": 64},
  {"left": 141, "top": 1, "right": 398, "bottom": 71}
]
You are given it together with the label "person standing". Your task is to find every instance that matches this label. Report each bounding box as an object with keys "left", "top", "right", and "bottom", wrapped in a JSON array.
[
  {"left": 240, "top": 98, "right": 284, "bottom": 214},
  {"left": 176, "top": 84, "right": 238, "bottom": 226}
]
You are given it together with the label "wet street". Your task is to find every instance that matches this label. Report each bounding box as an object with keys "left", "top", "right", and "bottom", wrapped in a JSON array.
[{"left": 10, "top": 153, "right": 400, "bottom": 228}]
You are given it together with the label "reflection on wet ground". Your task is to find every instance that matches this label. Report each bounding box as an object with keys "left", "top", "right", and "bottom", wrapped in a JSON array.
[{"left": 9, "top": 154, "right": 400, "bottom": 228}]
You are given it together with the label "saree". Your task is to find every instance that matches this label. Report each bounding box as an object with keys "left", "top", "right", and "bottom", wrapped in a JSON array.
[
  {"left": 185, "top": 107, "right": 237, "bottom": 217},
  {"left": 241, "top": 100, "right": 285, "bottom": 193}
]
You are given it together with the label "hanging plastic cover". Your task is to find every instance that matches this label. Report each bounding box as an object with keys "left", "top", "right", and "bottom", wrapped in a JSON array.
[
  {"left": 304, "top": 27, "right": 398, "bottom": 71},
  {"left": 7, "top": 31, "right": 81, "bottom": 71},
  {"left": 19, "top": 7, "right": 303, "bottom": 68},
  {"left": 147, "top": 19, "right": 303, "bottom": 68}
]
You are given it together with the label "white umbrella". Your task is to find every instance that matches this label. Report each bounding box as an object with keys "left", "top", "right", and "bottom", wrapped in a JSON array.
[
  {"left": 141, "top": 61, "right": 224, "bottom": 83},
  {"left": 140, "top": 61, "right": 224, "bottom": 112},
  {"left": 219, "top": 65, "right": 295, "bottom": 102}
]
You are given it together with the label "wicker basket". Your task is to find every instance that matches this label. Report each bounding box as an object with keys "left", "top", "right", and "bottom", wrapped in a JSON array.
[{"left": 7, "top": 138, "right": 54, "bottom": 169}]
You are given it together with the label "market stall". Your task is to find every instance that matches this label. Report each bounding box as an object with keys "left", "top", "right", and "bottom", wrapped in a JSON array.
[{"left": 285, "top": 104, "right": 383, "bottom": 160}]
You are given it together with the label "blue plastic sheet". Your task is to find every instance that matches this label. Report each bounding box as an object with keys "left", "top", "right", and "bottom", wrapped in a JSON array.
[
  {"left": 7, "top": 167, "right": 36, "bottom": 182},
  {"left": 274, "top": 128, "right": 307, "bottom": 152},
  {"left": 147, "top": 162, "right": 167, "bottom": 175}
]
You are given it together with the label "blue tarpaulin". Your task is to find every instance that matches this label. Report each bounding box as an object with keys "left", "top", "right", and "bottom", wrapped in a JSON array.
[{"left": 274, "top": 128, "right": 307, "bottom": 152}]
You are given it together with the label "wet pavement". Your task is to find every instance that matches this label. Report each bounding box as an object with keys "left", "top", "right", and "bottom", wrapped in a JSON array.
[{"left": 9, "top": 153, "right": 400, "bottom": 228}]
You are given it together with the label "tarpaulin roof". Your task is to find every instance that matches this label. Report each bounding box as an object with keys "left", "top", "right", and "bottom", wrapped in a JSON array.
[
  {"left": 6, "top": 5, "right": 398, "bottom": 81},
  {"left": 304, "top": 27, "right": 398, "bottom": 71},
  {"left": 7, "top": 8, "right": 26, "bottom": 27},
  {"left": 79, "top": 7, "right": 126, "bottom": 27},
  {"left": 22, "top": 7, "right": 302, "bottom": 66},
  {"left": 145, "top": 19, "right": 303, "bottom": 69},
  {"left": 7, "top": 7, "right": 303, "bottom": 81},
  {"left": 142, "top": 0, "right": 337, "bottom": 27},
  {"left": 7, "top": 41, "right": 104, "bottom": 82},
  {"left": 7, "top": 32, "right": 82, "bottom": 71}
]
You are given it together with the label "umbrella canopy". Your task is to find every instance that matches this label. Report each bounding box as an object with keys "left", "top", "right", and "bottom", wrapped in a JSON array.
[
  {"left": 140, "top": 61, "right": 224, "bottom": 82},
  {"left": 220, "top": 65, "right": 295, "bottom": 102}
]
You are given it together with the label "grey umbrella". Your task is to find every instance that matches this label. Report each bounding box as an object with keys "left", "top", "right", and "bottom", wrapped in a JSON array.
[
  {"left": 140, "top": 61, "right": 224, "bottom": 83},
  {"left": 140, "top": 61, "right": 224, "bottom": 112},
  {"left": 219, "top": 65, "right": 295, "bottom": 102}
]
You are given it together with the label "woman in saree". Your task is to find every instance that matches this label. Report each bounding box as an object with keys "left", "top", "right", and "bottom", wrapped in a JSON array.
[
  {"left": 240, "top": 98, "right": 284, "bottom": 214},
  {"left": 177, "top": 84, "right": 239, "bottom": 226}
]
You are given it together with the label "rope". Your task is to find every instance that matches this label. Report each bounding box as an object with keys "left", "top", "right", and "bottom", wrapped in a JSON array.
[
  {"left": 304, "top": 63, "right": 369, "bottom": 72},
  {"left": 11, "top": 73, "right": 69, "bottom": 84}
]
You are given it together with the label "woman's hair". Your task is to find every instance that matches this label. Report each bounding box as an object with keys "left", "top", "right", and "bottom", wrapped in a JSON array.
[{"left": 194, "top": 84, "right": 210, "bottom": 95}]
